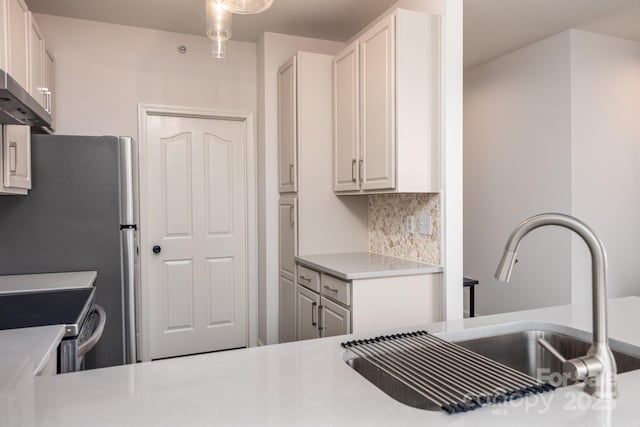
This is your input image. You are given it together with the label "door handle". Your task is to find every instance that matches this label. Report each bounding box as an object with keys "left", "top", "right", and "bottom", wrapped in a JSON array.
[
  {"left": 152, "top": 245, "right": 162, "bottom": 254},
  {"left": 359, "top": 159, "right": 364, "bottom": 183},
  {"left": 351, "top": 159, "right": 357, "bottom": 182},
  {"left": 311, "top": 301, "right": 317, "bottom": 326},
  {"left": 9, "top": 143, "right": 17, "bottom": 173},
  {"left": 318, "top": 305, "right": 324, "bottom": 333}
]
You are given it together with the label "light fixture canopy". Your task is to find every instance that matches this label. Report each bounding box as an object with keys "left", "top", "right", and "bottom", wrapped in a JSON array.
[
  {"left": 221, "top": 0, "right": 274, "bottom": 14},
  {"left": 206, "top": 0, "right": 274, "bottom": 58}
]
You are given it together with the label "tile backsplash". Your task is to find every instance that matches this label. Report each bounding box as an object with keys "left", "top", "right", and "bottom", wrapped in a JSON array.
[{"left": 369, "top": 193, "right": 441, "bottom": 265}]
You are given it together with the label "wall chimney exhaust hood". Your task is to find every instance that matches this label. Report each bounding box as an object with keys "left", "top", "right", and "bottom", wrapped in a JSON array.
[{"left": 0, "top": 68, "right": 51, "bottom": 127}]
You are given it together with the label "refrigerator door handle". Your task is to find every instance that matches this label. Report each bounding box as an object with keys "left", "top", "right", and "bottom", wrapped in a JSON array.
[{"left": 121, "top": 228, "right": 137, "bottom": 364}]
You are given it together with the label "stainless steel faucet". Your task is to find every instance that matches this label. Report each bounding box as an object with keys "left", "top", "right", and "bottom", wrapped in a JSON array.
[{"left": 495, "top": 213, "right": 617, "bottom": 399}]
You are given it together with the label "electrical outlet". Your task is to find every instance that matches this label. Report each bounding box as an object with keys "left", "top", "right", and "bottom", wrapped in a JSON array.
[
  {"left": 406, "top": 215, "right": 415, "bottom": 234},
  {"left": 419, "top": 214, "right": 432, "bottom": 235}
]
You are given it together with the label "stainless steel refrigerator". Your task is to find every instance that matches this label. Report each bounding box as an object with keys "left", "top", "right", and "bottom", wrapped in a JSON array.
[{"left": 0, "top": 135, "right": 138, "bottom": 368}]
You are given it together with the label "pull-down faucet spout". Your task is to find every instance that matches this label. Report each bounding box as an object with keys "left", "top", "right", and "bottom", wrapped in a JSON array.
[{"left": 495, "top": 213, "right": 617, "bottom": 399}]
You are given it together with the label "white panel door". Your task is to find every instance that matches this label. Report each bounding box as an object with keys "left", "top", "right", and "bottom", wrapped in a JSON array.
[
  {"left": 145, "top": 114, "right": 247, "bottom": 359},
  {"left": 7, "top": 0, "right": 29, "bottom": 89},
  {"left": 278, "top": 197, "right": 296, "bottom": 280},
  {"left": 360, "top": 14, "right": 396, "bottom": 191},
  {"left": 278, "top": 56, "right": 297, "bottom": 193},
  {"left": 320, "top": 298, "right": 350, "bottom": 338},
  {"left": 333, "top": 41, "right": 360, "bottom": 192},
  {"left": 3, "top": 125, "right": 30, "bottom": 190},
  {"left": 278, "top": 275, "right": 296, "bottom": 343},
  {"left": 296, "top": 285, "right": 319, "bottom": 341}
]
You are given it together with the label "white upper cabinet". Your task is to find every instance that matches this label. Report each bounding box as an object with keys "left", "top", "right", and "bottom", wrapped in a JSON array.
[
  {"left": 360, "top": 14, "right": 395, "bottom": 191},
  {"left": 333, "top": 40, "right": 360, "bottom": 192},
  {"left": 1, "top": 124, "right": 30, "bottom": 192},
  {"left": 278, "top": 56, "right": 297, "bottom": 193},
  {"left": 43, "top": 46, "right": 55, "bottom": 130},
  {"left": 29, "top": 12, "right": 45, "bottom": 108},
  {"left": 333, "top": 8, "right": 441, "bottom": 194},
  {"left": 6, "top": 0, "right": 29, "bottom": 89}
]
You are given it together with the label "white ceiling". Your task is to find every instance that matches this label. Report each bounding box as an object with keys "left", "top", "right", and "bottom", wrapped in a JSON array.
[
  {"left": 26, "top": 0, "right": 640, "bottom": 69},
  {"left": 25, "top": 0, "right": 398, "bottom": 43},
  {"left": 464, "top": 0, "right": 640, "bottom": 69}
]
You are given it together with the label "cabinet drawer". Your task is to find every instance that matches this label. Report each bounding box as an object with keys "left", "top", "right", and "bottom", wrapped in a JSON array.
[
  {"left": 297, "top": 265, "right": 320, "bottom": 292},
  {"left": 321, "top": 274, "right": 351, "bottom": 306}
]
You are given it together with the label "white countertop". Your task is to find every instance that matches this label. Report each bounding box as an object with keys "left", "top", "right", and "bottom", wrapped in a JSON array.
[
  {"left": 0, "top": 325, "right": 65, "bottom": 394},
  {"left": 4, "top": 297, "right": 640, "bottom": 426},
  {"left": 0, "top": 271, "right": 97, "bottom": 294},
  {"left": 295, "top": 252, "right": 443, "bottom": 280}
]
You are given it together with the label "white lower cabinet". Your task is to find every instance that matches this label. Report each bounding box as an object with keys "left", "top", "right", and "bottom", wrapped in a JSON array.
[
  {"left": 296, "top": 284, "right": 320, "bottom": 341},
  {"left": 278, "top": 275, "right": 296, "bottom": 343},
  {"left": 295, "top": 262, "right": 441, "bottom": 341},
  {"left": 320, "top": 298, "right": 350, "bottom": 338}
]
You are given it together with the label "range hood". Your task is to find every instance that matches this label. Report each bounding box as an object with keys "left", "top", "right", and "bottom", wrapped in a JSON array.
[{"left": 0, "top": 68, "right": 51, "bottom": 127}]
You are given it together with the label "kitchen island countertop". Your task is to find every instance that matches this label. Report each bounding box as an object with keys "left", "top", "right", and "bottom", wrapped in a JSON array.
[{"left": 4, "top": 297, "right": 640, "bottom": 426}]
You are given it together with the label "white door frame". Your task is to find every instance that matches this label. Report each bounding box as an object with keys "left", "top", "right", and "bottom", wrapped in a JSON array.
[{"left": 137, "top": 103, "right": 258, "bottom": 362}]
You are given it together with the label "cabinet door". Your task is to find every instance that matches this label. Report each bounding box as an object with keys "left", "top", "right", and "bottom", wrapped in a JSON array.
[
  {"left": 279, "top": 275, "right": 296, "bottom": 343},
  {"left": 278, "top": 56, "right": 297, "bottom": 193},
  {"left": 7, "top": 0, "right": 29, "bottom": 89},
  {"left": 333, "top": 41, "right": 360, "bottom": 192},
  {"left": 3, "top": 125, "right": 31, "bottom": 189},
  {"left": 360, "top": 14, "right": 396, "bottom": 191},
  {"left": 296, "top": 285, "right": 319, "bottom": 341},
  {"left": 320, "top": 298, "right": 351, "bottom": 338},
  {"left": 44, "top": 47, "right": 55, "bottom": 129},
  {"left": 278, "top": 197, "right": 297, "bottom": 280},
  {"left": 29, "top": 13, "right": 45, "bottom": 107}
]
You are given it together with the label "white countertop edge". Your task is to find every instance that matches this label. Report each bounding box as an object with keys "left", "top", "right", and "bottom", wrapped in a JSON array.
[
  {"left": 33, "top": 326, "right": 66, "bottom": 376},
  {"left": 295, "top": 255, "right": 443, "bottom": 280},
  {"left": 0, "top": 271, "right": 97, "bottom": 294}
]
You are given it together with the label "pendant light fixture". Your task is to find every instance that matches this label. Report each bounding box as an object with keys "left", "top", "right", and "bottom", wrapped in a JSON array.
[{"left": 206, "top": 0, "right": 274, "bottom": 59}]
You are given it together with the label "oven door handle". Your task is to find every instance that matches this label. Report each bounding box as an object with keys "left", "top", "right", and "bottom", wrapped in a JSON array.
[{"left": 77, "top": 304, "right": 107, "bottom": 357}]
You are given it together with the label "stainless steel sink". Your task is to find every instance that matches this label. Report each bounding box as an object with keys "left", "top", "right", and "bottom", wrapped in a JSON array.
[
  {"left": 455, "top": 330, "right": 640, "bottom": 386},
  {"left": 343, "top": 328, "right": 640, "bottom": 411}
]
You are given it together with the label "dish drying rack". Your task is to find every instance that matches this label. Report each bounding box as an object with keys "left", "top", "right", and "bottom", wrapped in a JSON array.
[{"left": 342, "top": 330, "right": 555, "bottom": 414}]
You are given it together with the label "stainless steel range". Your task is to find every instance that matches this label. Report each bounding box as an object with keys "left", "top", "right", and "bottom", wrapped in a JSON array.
[{"left": 0, "top": 287, "right": 105, "bottom": 373}]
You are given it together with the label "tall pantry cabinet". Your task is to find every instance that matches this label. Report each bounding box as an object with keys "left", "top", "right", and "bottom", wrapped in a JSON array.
[{"left": 277, "top": 51, "right": 368, "bottom": 343}]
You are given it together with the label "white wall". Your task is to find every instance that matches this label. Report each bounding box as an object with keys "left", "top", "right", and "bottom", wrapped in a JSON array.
[
  {"left": 35, "top": 14, "right": 257, "bottom": 137},
  {"left": 464, "top": 32, "right": 573, "bottom": 315},
  {"left": 464, "top": 29, "right": 640, "bottom": 315},
  {"left": 570, "top": 30, "right": 640, "bottom": 304},
  {"left": 256, "top": 32, "right": 343, "bottom": 345}
]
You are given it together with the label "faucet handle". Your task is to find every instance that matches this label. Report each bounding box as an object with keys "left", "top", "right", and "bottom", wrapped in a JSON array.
[{"left": 537, "top": 338, "right": 591, "bottom": 381}]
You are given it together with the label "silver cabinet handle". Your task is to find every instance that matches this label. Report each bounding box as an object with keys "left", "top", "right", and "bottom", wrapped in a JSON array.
[
  {"left": 358, "top": 159, "right": 364, "bottom": 183},
  {"left": 324, "top": 285, "right": 339, "bottom": 293},
  {"left": 318, "top": 305, "right": 324, "bottom": 332},
  {"left": 9, "top": 143, "right": 17, "bottom": 173},
  {"left": 311, "top": 301, "right": 317, "bottom": 326},
  {"left": 289, "top": 164, "right": 294, "bottom": 183},
  {"left": 351, "top": 159, "right": 357, "bottom": 182},
  {"left": 77, "top": 305, "right": 107, "bottom": 356},
  {"left": 289, "top": 205, "right": 294, "bottom": 228},
  {"left": 45, "top": 90, "right": 52, "bottom": 113}
]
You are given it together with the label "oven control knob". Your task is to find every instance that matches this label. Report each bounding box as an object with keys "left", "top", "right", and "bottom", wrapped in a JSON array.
[{"left": 152, "top": 245, "right": 162, "bottom": 254}]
